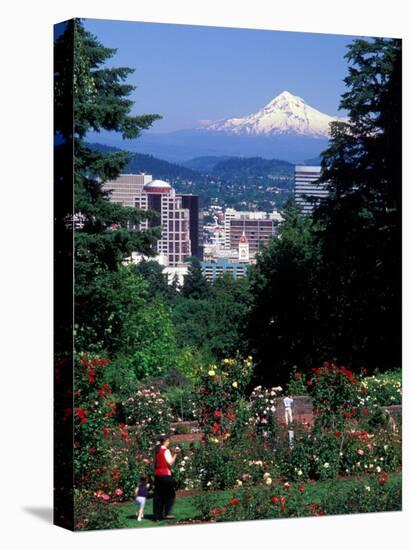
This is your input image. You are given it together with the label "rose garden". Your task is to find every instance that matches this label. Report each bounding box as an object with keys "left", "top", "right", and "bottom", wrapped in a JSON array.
[
  {"left": 54, "top": 23, "right": 402, "bottom": 531},
  {"left": 65, "top": 354, "right": 401, "bottom": 530}
]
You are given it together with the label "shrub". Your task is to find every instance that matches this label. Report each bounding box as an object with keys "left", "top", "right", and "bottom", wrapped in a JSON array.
[
  {"left": 74, "top": 490, "right": 123, "bottom": 531},
  {"left": 286, "top": 367, "right": 309, "bottom": 396},
  {"left": 248, "top": 385, "right": 282, "bottom": 438},
  {"left": 193, "top": 355, "right": 253, "bottom": 439},
  {"left": 359, "top": 370, "right": 402, "bottom": 406},
  {"left": 320, "top": 475, "right": 402, "bottom": 515},
  {"left": 122, "top": 386, "right": 174, "bottom": 453},
  {"left": 308, "top": 362, "right": 361, "bottom": 429},
  {"left": 165, "top": 387, "right": 198, "bottom": 422}
]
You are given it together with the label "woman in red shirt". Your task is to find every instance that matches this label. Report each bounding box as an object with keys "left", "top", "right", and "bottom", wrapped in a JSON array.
[{"left": 153, "top": 435, "right": 180, "bottom": 520}]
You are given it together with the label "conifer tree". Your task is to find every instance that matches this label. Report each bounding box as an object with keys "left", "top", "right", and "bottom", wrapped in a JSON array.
[
  {"left": 181, "top": 257, "right": 210, "bottom": 300},
  {"left": 315, "top": 38, "right": 402, "bottom": 370},
  {"left": 54, "top": 19, "right": 162, "bottom": 348}
]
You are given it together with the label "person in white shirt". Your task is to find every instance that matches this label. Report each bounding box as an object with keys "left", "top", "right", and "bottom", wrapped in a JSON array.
[{"left": 283, "top": 396, "right": 294, "bottom": 425}]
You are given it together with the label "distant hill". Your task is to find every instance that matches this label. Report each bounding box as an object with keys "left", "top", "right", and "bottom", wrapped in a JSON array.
[
  {"left": 87, "top": 128, "right": 330, "bottom": 164},
  {"left": 211, "top": 156, "right": 294, "bottom": 179},
  {"left": 303, "top": 156, "right": 322, "bottom": 166},
  {"left": 87, "top": 142, "right": 201, "bottom": 180},
  {"left": 180, "top": 156, "right": 233, "bottom": 173}
]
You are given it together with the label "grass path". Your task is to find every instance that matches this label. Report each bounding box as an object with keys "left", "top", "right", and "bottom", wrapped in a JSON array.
[{"left": 116, "top": 471, "right": 401, "bottom": 529}]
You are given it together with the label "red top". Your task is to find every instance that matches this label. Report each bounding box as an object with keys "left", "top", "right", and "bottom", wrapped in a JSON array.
[{"left": 155, "top": 446, "right": 171, "bottom": 476}]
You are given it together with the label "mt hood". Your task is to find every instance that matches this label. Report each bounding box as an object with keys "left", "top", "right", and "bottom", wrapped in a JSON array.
[{"left": 202, "top": 91, "right": 340, "bottom": 138}]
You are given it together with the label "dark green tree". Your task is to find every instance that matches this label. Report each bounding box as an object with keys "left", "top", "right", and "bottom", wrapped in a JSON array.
[
  {"left": 209, "top": 273, "right": 252, "bottom": 357},
  {"left": 134, "top": 259, "right": 179, "bottom": 304},
  {"left": 181, "top": 256, "right": 210, "bottom": 300},
  {"left": 54, "top": 19, "right": 162, "bottom": 349},
  {"left": 245, "top": 198, "right": 321, "bottom": 385},
  {"left": 314, "top": 38, "right": 402, "bottom": 370}
]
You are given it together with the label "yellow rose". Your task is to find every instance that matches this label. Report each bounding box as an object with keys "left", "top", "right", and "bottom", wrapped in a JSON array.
[
  {"left": 210, "top": 437, "right": 219, "bottom": 444},
  {"left": 232, "top": 381, "right": 238, "bottom": 388},
  {"left": 208, "top": 370, "right": 216, "bottom": 377}
]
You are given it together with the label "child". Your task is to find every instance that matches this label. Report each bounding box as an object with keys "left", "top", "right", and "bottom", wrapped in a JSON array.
[{"left": 135, "top": 474, "right": 150, "bottom": 521}]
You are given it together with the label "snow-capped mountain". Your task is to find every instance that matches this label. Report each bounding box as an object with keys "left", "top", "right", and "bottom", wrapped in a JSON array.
[{"left": 202, "top": 91, "right": 340, "bottom": 137}]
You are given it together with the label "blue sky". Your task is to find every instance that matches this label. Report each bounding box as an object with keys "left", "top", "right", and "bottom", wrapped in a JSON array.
[{"left": 84, "top": 18, "right": 366, "bottom": 133}]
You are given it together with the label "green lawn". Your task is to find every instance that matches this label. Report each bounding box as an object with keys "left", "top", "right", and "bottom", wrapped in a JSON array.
[{"left": 117, "top": 472, "right": 402, "bottom": 529}]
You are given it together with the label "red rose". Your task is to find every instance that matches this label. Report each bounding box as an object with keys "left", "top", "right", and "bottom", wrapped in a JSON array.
[
  {"left": 229, "top": 498, "right": 240, "bottom": 506},
  {"left": 283, "top": 482, "right": 291, "bottom": 490},
  {"left": 271, "top": 496, "right": 279, "bottom": 505},
  {"left": 334, "top": 431, "right": 342, "bottom": 437},
  {"left": 297, "top": 484, "right": 305, "bottom": 492},
  {"left": 75, "top": 408, "right": 87, "bottom": 424},
  {"left": 379, "top": 473, "right": 388, "bottom": 485}
]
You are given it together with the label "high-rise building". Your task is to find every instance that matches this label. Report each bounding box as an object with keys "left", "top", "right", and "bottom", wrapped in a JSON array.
[
  {"left": 180, "top": 194, "right": 204, "bottom": 260},
  {"left": 229, "top": 217, "right": 278, "bottom": 255},
  {"left": 134, "top": 180, "right": 192, "bottom": 267},
  {"left": 224, "top": 209, "right": 281, "bottom": 254},
  {"left": 102, "top": 173, "right": 152, "bottom": 207},
  {"left": 294, "top": 165, "right": 329, "bottom": 214},
  {"left": 224, "top": 208, "right": 237, "bottom": 249}
]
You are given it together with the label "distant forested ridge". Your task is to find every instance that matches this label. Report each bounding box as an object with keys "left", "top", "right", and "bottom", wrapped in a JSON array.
[
  {"left": 88, "top": 142, "right": 201, "bottom": 180},
  {"left": 87, "top": 143, "right": 294, "bottom": 210}
]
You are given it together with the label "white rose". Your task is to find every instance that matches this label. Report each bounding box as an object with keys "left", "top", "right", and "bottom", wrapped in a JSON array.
[{"left": 323, "top": 462, "right": 330, "bottom": 468}]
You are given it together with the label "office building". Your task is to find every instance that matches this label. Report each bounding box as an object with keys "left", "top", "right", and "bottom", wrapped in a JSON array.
[
  {"left": 104, "top": 174, "right": 193, "bottom": 267},
  {"left": 134, "top": 179, "right": 192, "bottom": 267},
  {"left": 224, "top": 209, "right": 281, "bottom": 254},
  {"left": 102, "top": 173, "right": 152, "bottom": 207},
  {"left": 181, "top": 194, "right": 204, "bottom": 260},
  {"left": 294, "top": 165, "right": 329, "bottom": 214},
  {"left": 201, "top": 258, "right": 248, "bottom": 281}
]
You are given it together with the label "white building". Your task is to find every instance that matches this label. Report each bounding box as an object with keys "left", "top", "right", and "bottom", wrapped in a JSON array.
[{"left": 294, "top": 166, "right": 329, "bottom": 214}]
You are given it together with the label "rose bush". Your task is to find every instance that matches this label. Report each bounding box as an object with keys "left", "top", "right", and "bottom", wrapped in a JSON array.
[
  {"left": 122, "top": 385, "right": 174, "bottom": 453},
  {"left": 308, "top": 362, "right": 362, "bottom": 429},
  {"left": 193, "top": 356, "right": 253, "bottom": 440},
  {"left": 248, "top": 385, "right": 282, "bottom": 438},
  {"left": 359, "top": 370, "right": 402, "bottom": 406}
]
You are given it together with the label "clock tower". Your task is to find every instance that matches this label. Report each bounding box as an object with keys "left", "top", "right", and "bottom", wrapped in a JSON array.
[{"left": 238, "top": 232, "right": 250, "bottom": 263}]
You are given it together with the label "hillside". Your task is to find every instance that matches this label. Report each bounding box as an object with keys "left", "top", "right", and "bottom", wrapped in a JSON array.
[
  {"left": 211, "top": 156, "right": 293, "bottom": 178},
  {"left": 87, "top": 142, "right": 201, "bottom": 181}
]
